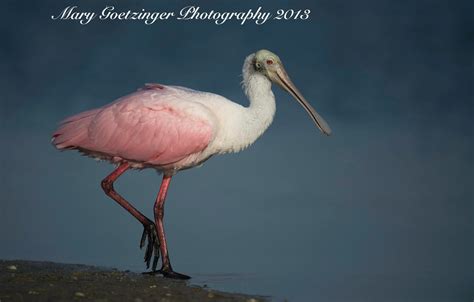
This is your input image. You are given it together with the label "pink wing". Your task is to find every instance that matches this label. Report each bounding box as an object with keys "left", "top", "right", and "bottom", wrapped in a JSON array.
[{"left": 52, "top": 85, "right": 215, "bottom": 166}]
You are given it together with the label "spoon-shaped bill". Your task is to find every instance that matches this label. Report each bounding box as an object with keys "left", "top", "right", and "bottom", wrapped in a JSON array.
[{"left": 273, "top": 66, "right": 332, "bottom": 136}]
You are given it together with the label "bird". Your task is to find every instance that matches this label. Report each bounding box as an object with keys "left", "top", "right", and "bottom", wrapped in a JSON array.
[{"left": 51, "top": 49, "right": 331, "bottom": 280}]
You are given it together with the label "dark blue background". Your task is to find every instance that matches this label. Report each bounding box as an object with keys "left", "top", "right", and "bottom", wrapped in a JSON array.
[{"left": 1, "top": 0, "right": 473, "bottom": 301}]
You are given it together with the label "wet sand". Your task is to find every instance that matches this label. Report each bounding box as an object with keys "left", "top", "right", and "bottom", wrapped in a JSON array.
[{"left": 0, "top": 260, "right": 267, "bottom": 302}]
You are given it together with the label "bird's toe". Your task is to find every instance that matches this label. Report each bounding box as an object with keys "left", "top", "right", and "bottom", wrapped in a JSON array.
[{"left": 140, "top": 223, "right": 160, "bottom": 269}]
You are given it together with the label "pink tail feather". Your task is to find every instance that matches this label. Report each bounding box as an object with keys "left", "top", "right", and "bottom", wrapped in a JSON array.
[{"left": 52, "top": 109, "right": 99, "bottom": 149}]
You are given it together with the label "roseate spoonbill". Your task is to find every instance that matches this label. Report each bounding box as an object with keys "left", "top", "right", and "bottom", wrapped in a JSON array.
[{"left": 52, "top": 49, "right": 331, "bottom": 279}]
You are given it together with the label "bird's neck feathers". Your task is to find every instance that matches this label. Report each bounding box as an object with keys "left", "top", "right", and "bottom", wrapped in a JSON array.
[{"left": 229, "top": 54, "right": 276, "bottom": 152}]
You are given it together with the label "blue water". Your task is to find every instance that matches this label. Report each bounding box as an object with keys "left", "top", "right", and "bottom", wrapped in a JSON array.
[
  {"left": 190, "top": 272, "right": 472, "bottom": 301},
  {"left": 2, "top": 1, "right": 473, "bottom": 300},
  {"left": 2, "top": 124, "right": 472, "bottom": 301}
]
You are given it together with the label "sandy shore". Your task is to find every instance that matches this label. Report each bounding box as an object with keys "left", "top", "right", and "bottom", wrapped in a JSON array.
[{"left": 0, "top": 260, "right": 267, "bottom": 302}]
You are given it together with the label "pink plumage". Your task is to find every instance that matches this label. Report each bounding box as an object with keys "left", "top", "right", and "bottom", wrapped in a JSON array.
[
  {"left": 51, "top": 50, "right": 331, "bottom": 279},
  {"left": 52, "top": 84, "right": 214, "bottom": 168}
]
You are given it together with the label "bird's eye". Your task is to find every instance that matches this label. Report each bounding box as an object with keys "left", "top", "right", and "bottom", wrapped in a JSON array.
[
  {"left": 266, "top": 60, "right": 273, "bottom": 65},
  {"left": 255, "top": 62, "right": 262, "bottom": 69}
]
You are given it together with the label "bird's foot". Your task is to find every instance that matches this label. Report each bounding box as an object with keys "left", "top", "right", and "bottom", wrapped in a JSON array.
[
  {"left": 140, "top": 222, "right": 160, "bottom": 271},
  {"left": 143, "top": 267, "right": 191, "bottom": 280},
  {"left": 160, "top": 269, "right": 191, "bottom": 280}
]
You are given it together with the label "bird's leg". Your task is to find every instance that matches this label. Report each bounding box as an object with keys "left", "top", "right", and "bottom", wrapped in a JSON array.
[
  {"left": 152, "top": 174, "right": 190, "bottom": 280},
  {"left": 101, "top": 162, "right": 160, "bottom": 270}
]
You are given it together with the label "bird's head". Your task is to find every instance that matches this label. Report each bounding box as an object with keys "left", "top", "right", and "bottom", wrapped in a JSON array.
[{"left": 253, "top": 49, "right": 332, "bottom": 136}]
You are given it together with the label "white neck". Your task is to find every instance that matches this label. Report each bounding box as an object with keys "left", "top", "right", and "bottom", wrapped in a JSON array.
[{"left": 228, "top": 54, "right": 276, "bottom": 152}]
